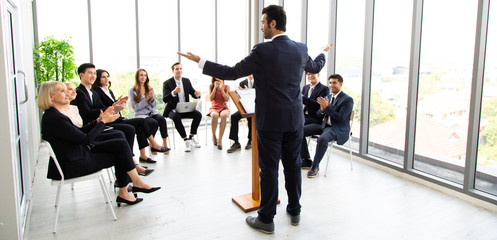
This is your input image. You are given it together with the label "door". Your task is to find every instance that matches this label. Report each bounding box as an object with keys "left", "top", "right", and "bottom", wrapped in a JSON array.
[{"left": 5, "top": 0, "right": 30, "bottom": 231}]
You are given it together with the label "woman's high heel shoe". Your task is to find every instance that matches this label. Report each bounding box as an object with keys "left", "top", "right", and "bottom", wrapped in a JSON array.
[
  {"left": 132, "top": 186, "right": 161, "bottom": 194},
  {"left": 116, "top": 196, "right": 143, "bottom": 207}
]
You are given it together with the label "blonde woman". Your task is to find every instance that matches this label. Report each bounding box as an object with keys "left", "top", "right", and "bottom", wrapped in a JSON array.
[{"left": 38, "top": 81, "right": 160, "bottom": 206}]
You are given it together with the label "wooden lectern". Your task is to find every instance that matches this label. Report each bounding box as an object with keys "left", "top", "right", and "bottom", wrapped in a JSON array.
[{"left": 229, "top": 91, "right": 260, "bottom": 212}]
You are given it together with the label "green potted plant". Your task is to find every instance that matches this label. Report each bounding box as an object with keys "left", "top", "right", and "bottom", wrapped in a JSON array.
[{"left": 33, "top": 36, "right": 76, "bottom": 85}]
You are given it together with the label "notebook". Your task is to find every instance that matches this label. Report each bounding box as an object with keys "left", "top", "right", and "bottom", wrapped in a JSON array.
[{"left": 175, "top": 102, "right": 198, "bottom": 113}]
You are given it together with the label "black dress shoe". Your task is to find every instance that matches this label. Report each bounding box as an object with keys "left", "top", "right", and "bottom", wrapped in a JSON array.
[
  {"left": 245, "top": 140, "right": 252, "bottom": 150},
  {"left": 301, "top": 159, "right": 312, "bottom": 169},
  {"left": 227, "top": 142, "right": 241, "bottom": 153},
  {"left": 139, "top": 157, "right": 157, "bottom": 163},
  {"left": 116, "top": 196, "right": 143, "bottom": 207},
  {"left": 151, "top": 146, "right": 170, "bottom": 153},
  {"left": 132, "top": 186, "right": 161, "bottom": 194},
  {"left": 138, "top": 169, "right": 154, "bottom": 176}
]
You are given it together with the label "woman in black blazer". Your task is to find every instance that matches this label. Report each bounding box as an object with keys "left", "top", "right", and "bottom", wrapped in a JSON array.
[
  {"left": 92, "top": 69, "right": 170, "bottom": 160},
  {"left": 38, "top": 81, "right": 160, "bottom": 206}
]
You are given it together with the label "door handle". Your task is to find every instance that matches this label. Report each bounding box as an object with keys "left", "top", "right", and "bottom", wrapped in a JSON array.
[{"left": 17, "top": 70, "right": 28, "bottom": 104}]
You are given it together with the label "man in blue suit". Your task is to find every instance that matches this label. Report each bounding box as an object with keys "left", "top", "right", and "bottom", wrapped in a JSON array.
[
  {"left": 178, "top": 5, "right": 332, "bottom": 234},
  {"left": 301, "top": 74, "right": 354, "bottom": 178}
]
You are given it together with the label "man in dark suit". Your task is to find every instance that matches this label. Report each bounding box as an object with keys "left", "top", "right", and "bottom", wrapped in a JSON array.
[
  {"left": 227, "top": 74, "right": 254, "bottom": 153},
  {"left": 162, "top": 62, "right": 202, "bottom": 152},
  {"left": 300, "top": 72, "right": 329, "bottom": 168},
  {"left": 71, "top": 63, "right": 159, "bottom": 169},
  {"left": 178, "top": 5, "right": 332, "bottom": 234},
  {"left": 70, "top": 63, "right": 135, "bottom": 149},
  {"left": 300, "top": 74, "right": 354, "bottom": 178}
]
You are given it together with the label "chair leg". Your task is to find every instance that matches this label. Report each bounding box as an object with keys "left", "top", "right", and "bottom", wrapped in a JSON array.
[
  {"left": 205, "top": 117, "right": 208, "bottom": 146},
  {"left": 348, "top": 140, "right": 353, "bottom": 171},
  {"left": 106, "top": 168, "right": 115, "bottom": 183},
  {"left": 324, "top": 142, "right": 333, "bottom": 177},
  {"left": 99, "top": 175, "right": 111, "bottom": 203},
  {"left": 98, "top": 175, "right": 117, "bottom": 220},
  {"left": 53, "top": 185, "right": 63, "bottom": 233}
]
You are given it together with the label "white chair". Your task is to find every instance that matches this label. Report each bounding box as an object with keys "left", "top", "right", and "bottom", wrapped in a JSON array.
[
  {"left": 307, "top": 110, "right": 355, "bottom": 177},
  {"left": 166, "top": 117, "right": 176, "bottom": 149},
  {"left": 39, "top": 140, "right": 117, "bottom": 233}
]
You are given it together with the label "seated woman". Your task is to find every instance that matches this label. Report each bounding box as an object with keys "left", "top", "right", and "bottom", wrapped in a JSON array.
[
  {"left": 38, "top": 81, "right": 160, "bottom": 206},
  {"left": 65, "top": 82, "right": 153, "bottom": 177},
  {"left": 208, "top": 77, "right": 230, "bottom": 149},
  {"left": 92, "top": 69, "right": 170, "bottom": 161},
  {"left": 129, "top": 69, "right": 170, "bottom": 151}
]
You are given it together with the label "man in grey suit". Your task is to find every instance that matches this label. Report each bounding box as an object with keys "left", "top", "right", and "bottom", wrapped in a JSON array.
[{"left": 178, "top": 5, "right": 332, "bottom": 234}]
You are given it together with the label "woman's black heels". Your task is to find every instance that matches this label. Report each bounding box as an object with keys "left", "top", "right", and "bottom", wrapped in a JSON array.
[
  {"left": 132, "top": 186, "right": 161, "bottom": 194},
  {"left": 116, "top": 196, "right": 143, "bottom": 207}
]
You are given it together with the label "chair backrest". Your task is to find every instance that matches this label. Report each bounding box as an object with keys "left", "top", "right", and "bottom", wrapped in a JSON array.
[{"left": 41, "top": 140, "right": 65, "bottom": 180}]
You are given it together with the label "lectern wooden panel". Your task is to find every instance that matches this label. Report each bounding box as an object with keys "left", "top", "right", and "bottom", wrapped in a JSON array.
[{"left": 228, "top": 91, "right": 259, "bottom": 212}]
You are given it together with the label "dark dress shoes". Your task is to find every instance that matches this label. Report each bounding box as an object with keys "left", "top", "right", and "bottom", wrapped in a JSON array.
[
  {"left": 151, "top": 146, "right": 170, "bottom": 153},
  {"left": 139, "top": 157, "right": 157, "bottom": 164}
]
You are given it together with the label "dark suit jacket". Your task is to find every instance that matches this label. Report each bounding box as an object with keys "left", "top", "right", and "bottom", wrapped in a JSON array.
[
  {"left": 239, "top": 78, "right": 255, "bottom": 89},
  {"left": 92, "top": 87, "right": 126, "bottom": 118},
  {"left": 203, "top": 35, "right": 325, "bottom": 132},
  {"left": 41, "top": 107, "right": 106, "bottom": 180},
  {"left": 93, "top": 87, "right": 117, "bottom": 108},
  {"left": 71, "top": 84, "right": 108, "bottom": 125},
  {"left": 302, "top": 82, "right": 329, "bottom": 124},
  {"left": 162, "top": 77, "right": 200, "bottom": 116},
  {"left": 317, "top": 91, "right": 354, "bottom": 145}
]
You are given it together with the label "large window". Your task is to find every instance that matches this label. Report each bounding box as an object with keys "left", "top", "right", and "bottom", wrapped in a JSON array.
[
  {"left": 36, "top": 0, "right": 90, "bottom": 68},
  {"left": 335, "top": 0, "right": 366, "bottom": 151},
  {"left": 476, "top": 1, "right": 497, "bottom": 196},
  {"left": 137, "top": 0, "right": 178, "bottom": 115},
  {"left": 367, "top": 0, "right": 412, "bottom": 164},
  {"left": 217, "top": 0, "right": 249, "bottom": 83},
  {"left": 307, "top": 0, "right": 330, "bottom": 84},
  {"left": 179, "top": 0, "right": 215, "bottom": 106},
  {"left": 414, "top": 0, "right": 477, "bottom": 184},
  {"left": 284, "top": 0, "right": 303, "bottom": 43},
  {"left": 91, "top": 0, "right": 136, "bottom": 72}
]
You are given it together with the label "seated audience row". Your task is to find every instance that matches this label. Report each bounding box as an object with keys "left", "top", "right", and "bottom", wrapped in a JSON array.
[
  {"left": 300, "top": 73, "right": 354, "bottom": 178},
  {"left": 38, "top": 81, "right": 160, "bottom": 206}
]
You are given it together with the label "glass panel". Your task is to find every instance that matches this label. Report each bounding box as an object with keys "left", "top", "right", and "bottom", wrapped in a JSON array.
[
  {"left": 180, "top": 0, "right": 215, "bottom": 111},
  {"left": 264, "top": 0, "right": 280, "bottom": 7},
  {"left": 476, "top": 2, "right": 497, "bottom": 196},
  {"left": 367, "top": 0, "right": 413, "bottom": 165},
  {"left": 138, "top": 0, "right": 178, "bottom": 116},
  {"left": 335, "top": 0, "right": 366, "bottom": 151},
  {"left": 284, "top": 0, "right": 303, "bottom": 42},
  {"left": 414, "top": 0, "right": 477, "bottom": 184},
  {"left": 91, "top": 0, "right": 136, "bottom": 117},
  {"left": 91, "top": 0, "right": 136, "bottom": 71},
  {"left": 36, "top": 0, "right": 90, "bottom": 66},
  {"left": 217, "top": 0, "right": 249, "bottom": 83},
  {"left": 307, "top": 0, "right": 330, "bottom": 81}
]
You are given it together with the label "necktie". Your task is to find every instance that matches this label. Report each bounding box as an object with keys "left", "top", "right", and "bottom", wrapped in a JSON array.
[
  {"left": 331, "top": 96, "right": 335, "bottom": 105},
  {"left": 308, "top": 87, "right": 314, "bottom": 98},
  {"left": 248, "top": 80, "right": 253, "bottom": 88}
]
